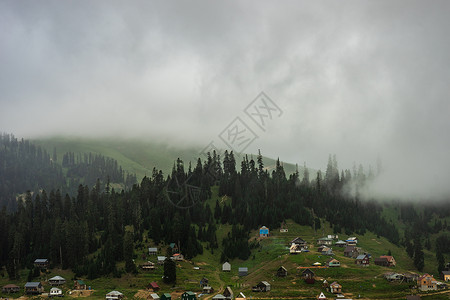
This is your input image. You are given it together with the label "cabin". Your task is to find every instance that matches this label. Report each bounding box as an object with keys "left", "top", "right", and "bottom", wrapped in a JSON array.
[
  {"left": 329, "top": 281, "right": 342, "bottom": 294},
  {"left": 375, "top": 255, "right": 396, "bottom": 267},
  {"left": 344, "top": 246, "right": 356, "bottom": 257},
  {"left": 25, "top": 282, "right": 44, "bottom": 295},
  {"left": 335, "top": 240, "right": 347, "bottom": 247},
  {"left": 212, "top": 295, "right": 226, "bottom": 300},
  {"left": 317, "top": 237, "right": 333, "bottom": 245},
  {"left": 290, "top": 237, "right": 308, "bottom": 248},
  {"left": 203, "top": 286, "right": 214, "bottom": 294},
  {"left": 223, "top": 287, "right": 234, "bottom": 300},
  {"left": 181, "top": 291, "right": 196, "bottom": 300},
  {"left": 442, "top": 271, "right": 450, "bottom": 281},
  {"left": 321, "top": 247, "right": 334, "bottom": 255},
  {"left": 106, "top": 291, "right": 124, "bottom": 300},
  {"left": 200, "top": 277, "right": 209, "bottom": 287},
  {"left": 355, "top": 254, "right": 370, "bottom": 266},
  {"left": 171, "top": 253, "right": 184, "bottom": 261},
  {"left": 34, "top": 258, "right": 49, "bottom": 269},
  {"left": 150, "top": 293, "right": 160, "bottom": 300},
  {"left": 222, "top": 262, "right": 231, "bottom": 272},
  {"left": 142, "top": 261, "right": 156, "bottom": 270},
  {"left": 317, "top": 292, "right": 327, "bottom": 299},
  {"left": 381, "top": 255, "right": 396, "bottom": 266},
  {"left": 277, "top": 266, "right": 288, "bottom": 277},
  {"left": 404, "top": 272, "right": 420, "bottom": 283},
  {"left": 74, "top": 280, "right": 87, "bottom": 290},
  {"left": 50, "top": 287, "right": 63, "bottom": 297},
  {"left": 148, "top": 247, "right": 158, "bottom": 255},
  {"left": 238, "top": 267, "right": 248, "bottom": 276},
  {"left": 328, "top": 258, "right": 340, "bottom": 267},
  {"left": 301, "top": 268, "right": 315, "bottom": 284},
  {"left": 252, "top": 281, "right": 270, "bottom": 292},
  {"left": 290, "top": 244, "right": 303, "bottom": 254},
  {"left": 49, "top": 275, "right": 66, "bottom": 286},
  {"left": 160, "top": 293, "right": 172, "bottom": 300},
  {"left": 259, "top": 226, "right": 269, "bottom": 237},
  {"left": 235, "top": 292, "right": 246, "bottom": 300},
  {"left": 149, "top": 282, "right": 160, "bottom": 291},
  {"left": 157, "top": 256, "right": 167, "bottom": 265},
  {"left": 169, "top": 243, "right": 179, "bottom": 254},
  {"left": 2, "top": 284, "right": 20, "bottom": 293},
  {"left": 417, "top": 274, "right": 437, "bottom": 291}
]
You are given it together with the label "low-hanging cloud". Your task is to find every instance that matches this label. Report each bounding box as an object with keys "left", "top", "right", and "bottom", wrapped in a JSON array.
[{"left": 1, "top": 0, "right": 450, "bottom": 200}]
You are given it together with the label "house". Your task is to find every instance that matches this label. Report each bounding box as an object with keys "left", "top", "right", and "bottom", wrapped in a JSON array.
[
  {"left": 374, "top": 257, "right": 390, "bottom": 267},
  {"left": 25, "top": 282, "right": 44, "bottom": 295},
  {"left": 142, "top": 261, "right": 156, "bottom": 270},
  {"left": 442, "top": 270, "right": 450, "bottom": 281},
  {"left": 321, "top": 247, "right": 334, "bottom": 256},
  {"left": 157, "top": 256, "right": 167, "bottom": 265},
  {"left": 277, "top": 266, "right": 288, "bottom": 277},
  {"left": 404, "top": 272, "right": 420, "bottom": 283},
  {"left": 317, "top": 245, "right": 327, "bottom": 252},
  {"left": 379, "top": 255, "right": 396, "bottom": 267},
  {"left": 149, "top": 282, "right": 160, "bottom": 291},
  {"left": 160, "top": 293, "right": 172, "bottom": 300},
  {"left": 49, "top": 275, "right": 66, "bottom": 286},
  {"left": 2, "top": 284, "right": 20, "bottom": 293},
  {"left": 417, "top": 274, "right": 437, "bottom": 291},
  {"left": 344, "top": 246, "right": 356, "bottom": 257},
  {"left": 222, "top": 262, "right": 231, "bottom": 272},
  {"left": 34, "top": 258, "right": 49, "bottom": 269},
  {"left": 150, "top": 293, "right": 160, "bottom": 300},
  {"left": 181, "top": 291, "right": 197, "bottom": 300},
  {"left": 355, "top": 254, "right": 370, "bottom": 266},
  {"left": 106, "top": 291, "right": 124, "bottom": 300},
  {"left": 238, "top": 267, "right": 248, "bottom": 276},
  {"left": 171, "top": 253, "right": 184, "bottom": 261},
  {"left": 329, "top": 281, "right": 342, "bottom": 294},
  {"left": 50, "top": 287, "right": 63, "bottom": 297},
  {"left": 74, "top": 280, "right": 87, "bottom": 290},
  {"left": 384, "top": 272, "right": 404, "bottom": 281},
  {"left": 203, "top": 286, "right": 214, "bottom": 294},
  {"left": 328, "top": 258, "right": 340, "bottom": 267},
  {"left": 335, "top": 240, "right": 347, "bottom": 247},
  {"left": 259, "top": 226, "right": 269, "bottom": 237},
  {"left": 212, "top": 295, "right": 226, "bottom": 300},
  {"left": 290, "top": 237, "right": 308, "bottom": 248},
  {"left": 148, "top": 247, "right": 158, "bottom": 255},
  {"left": 200, "top": 277, "right": 209, "bottom": 287},
  {"left": 290, "top": 244, "right": 303, "bottom": 254},
  {"left": 223, "top": 287, "right": 234, "bottom": 300},
  {"left": 301, "top": 268, "right": 315, "bottom": 284},
  {"left": 317, "top": 292, "right": 327, "bottom": 299},
  {"left": 252, "top": 281, "right": 270, "bottom": 292},
  {"left": 169, "top": 243, "right": 179, "bottom": 253},
  {"left": 317, "top": 237, "right": 333, "bottom": 245},
  {"left": 235, "top": 292, "right": 246, "bottom": 300}
]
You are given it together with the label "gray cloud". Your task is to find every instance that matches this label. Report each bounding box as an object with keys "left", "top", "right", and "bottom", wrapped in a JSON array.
[{"left": 1, "top": 0, "right": 450, "bottom": 200}]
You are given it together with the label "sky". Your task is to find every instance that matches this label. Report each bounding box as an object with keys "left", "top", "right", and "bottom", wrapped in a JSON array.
[{"left": 1, "top": 1, "right": 450, "bottom": 200}]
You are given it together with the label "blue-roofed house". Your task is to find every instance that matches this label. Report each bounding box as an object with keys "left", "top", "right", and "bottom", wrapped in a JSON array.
[{"left": 259, "top": 226, "right": 269, "bottom": 237}]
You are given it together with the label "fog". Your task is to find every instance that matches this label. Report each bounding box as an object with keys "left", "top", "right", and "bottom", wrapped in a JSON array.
[{"left": 1, "top": 1, "right": 450, "bottom": 200}]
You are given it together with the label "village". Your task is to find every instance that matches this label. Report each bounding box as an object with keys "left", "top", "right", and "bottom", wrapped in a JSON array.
[{"left": 1, "top": 224, "right": 450, "bottom": 300}]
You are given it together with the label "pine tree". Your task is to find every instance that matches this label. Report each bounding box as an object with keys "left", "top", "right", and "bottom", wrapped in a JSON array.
[
  {"left": 163, "top": 257, "right": 176, "bottom": 284},
  {"left": 413, "top": 238, "right": 424, "bottom": 271}
]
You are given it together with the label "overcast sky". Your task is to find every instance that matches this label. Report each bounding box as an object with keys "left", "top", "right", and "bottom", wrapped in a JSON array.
[{"left": 1, "top": 1, "right": 450, "bottom": 200}]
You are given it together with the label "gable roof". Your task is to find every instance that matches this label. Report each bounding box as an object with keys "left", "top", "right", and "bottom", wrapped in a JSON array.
[
  {"left": 335, "top": 240, "right": 346, "bottom": 244},
  {"left": 356, "top": 254, "right": 367, "bottom": 260},
  {"left": 302, "top": 268, "right": 314, "bottom": 275},
  {"left": 150, "top": 282, "right": 159, "bottom": 289},
  {"left": 49, "top": 276, "right": 65, "bottom": 281},
  {"left": 3, "top": 284, "right": 20, "bottom": 288},
  {"left": 148, "top": 247, "right": 158, "bottom": 252},
  {"left": 259, "top": 281, "right": 270, "bottom": 287},
  {"left": 238, "top": 267, "right": 248, "bottom": 272},
  {"left": 291, "top": 237, "right": 306, "bottom": 244},
  {"left": 77, "top": 280, "right": 86, "bottom": 285},
  {"left": 107, "top": 291, "right": 123, "bottom": 296},
  {"left": 157, "top": 256, "right": 166, "bottom": 261},
  {"left": 442, "top": 271, "right": 450, "bottom": 275},
  {"left": 25, "top": 282, "right": 42, "bottom": 288},
  {"left": 34, "top": 258, "right": 48, "bottom": 263},
  {"left": 330, "top": 281, "right": 341, "bottom": 287}
]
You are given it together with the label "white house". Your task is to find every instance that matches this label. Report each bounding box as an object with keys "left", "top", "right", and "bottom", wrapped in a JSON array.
[
  {"left": 106, "top": 291, "right": 124, "bottom": 300},
  {"left": 50, "top": 287, "right": 63, "bottom": 297},
  {"left": 222, "top": 262, "right": 231, "bottom": 272}
]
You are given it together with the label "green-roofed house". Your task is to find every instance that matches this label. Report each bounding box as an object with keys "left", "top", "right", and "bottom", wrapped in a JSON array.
[
  {"left": 160, "top": 293, "right": 172, "bottom": 300},
  {"left": 181, "top": 291, "right": 196, "bottom": 300},
  {"left": 74, "top": 280, "right": 87, "bottom": 290}
]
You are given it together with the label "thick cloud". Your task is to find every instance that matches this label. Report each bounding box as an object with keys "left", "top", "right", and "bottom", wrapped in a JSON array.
[{"left": 1, "top": 1, "right": 450, "bottom": 200}]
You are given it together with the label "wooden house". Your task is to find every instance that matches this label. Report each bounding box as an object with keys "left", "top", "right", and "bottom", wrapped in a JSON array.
[
  {"left": 327, "top": 258, "right": 340, "bottom": 267},
  {"left": 355, "top": 254, "right": 370, "bottom": 266},
  {"left": 2, "top": 284, "right": 20, "bottom": 293},
  {"left": 222, "top": 262, "right": 231, "bottom": 272},
  {"left": 142, "top": 261, "right": 155, "bottom": 270},
  {"left": 290, "top": 237, "right": 307, "bottom": 248},
  {"left": 181, "top": 291, "right": 196, "bottom": 300},
  {"left": 238, "top": 267, "right": 248, "bottom": 276},
  {"left": 329, "top": 281, "right": 342, "bottom": 294},
  {"left": 148, "top": 247, "right": 158, "bottom": 255},
  {"left": 25, "top": 282, "right": 44, "bottom": 295},
  {"left": 74, "top": 279, "right": 87, "bottom": 290},
  {"left": 169, "top": 243, "right": 179, "bottom": 254},
  {"left": 344, "top": 246, "right": 356, "bottom": 257},
  {"left": 106, "top": 290, "right": 124, "bottom": 300},
  {"left": 259, "top": 226, "right": 269, "bottom": 237},
  {"left": 320, "top": 246, "right": 333, "bottom": 255},
  {"left": 417, "top": 274, "right": 437, "bottom": 291},
  {"left": 235, "top": 292, "right": 246, "bottom": 300},
  {"left": 301, "top": 268, "right": 315, "bottom": 284},
  {"left": 50, "top": 287, "right": 63, "bottom": 297},
  {"left": 404, "top": 272, "right": 420, "bottom": 283},
  {"left": 380, "top": 255, "right": 396, "bottom": 267},
  {"left": 200, "top": 277, "right": 209, "bottom": 287},
  {"left": 160, "top": 293, "right": 172, "bottom": 300},
  {"left": 335, "top": 240, "right": 347, "bottom": 247},
  {"left": 149, "top": 282, "right": 160, "bottom": 291},
  {"left": 203, "top": 286, "right": 214, "bottom": 294},
  {"left": 317, "top": 237, "right": 333, "bottom": 245},
  {"left": 252, "top": 281, "right": 270, "bottom": 292},
  {"left": 171, "top": 253, "right": 184, "bottom": 261},
  {"left": 157, "top": 256, "right": 167, "bottom": 265},
  {"left": 49, "top": 275, "right": 66, "bottom": 286},
  {"left": 223, "top": 287, "right": 234, "bottom": 300},
  {"left": 290, "top": 244, "right": 303, "bottom": 254},
  {"left": 277, "top": 266, "right": 288, "bottom": 277},
  {"left": 442, "top": 270, "right": 450, "bottom": 281},
  {"left": 34, "top": 258, "right": 49, "bottom": 269},
  {"left": 150, "top": 293, "right": 160, "bottom": 300}
]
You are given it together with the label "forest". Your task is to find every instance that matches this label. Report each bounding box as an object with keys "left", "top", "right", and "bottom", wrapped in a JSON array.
[{"left": 0, "top": 133, "right": 449, "bottom": 281}]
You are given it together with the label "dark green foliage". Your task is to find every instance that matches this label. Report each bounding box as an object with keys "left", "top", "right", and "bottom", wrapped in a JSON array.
[{"left": 163, "top": 257, "right": 176, "bottom": 284}]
